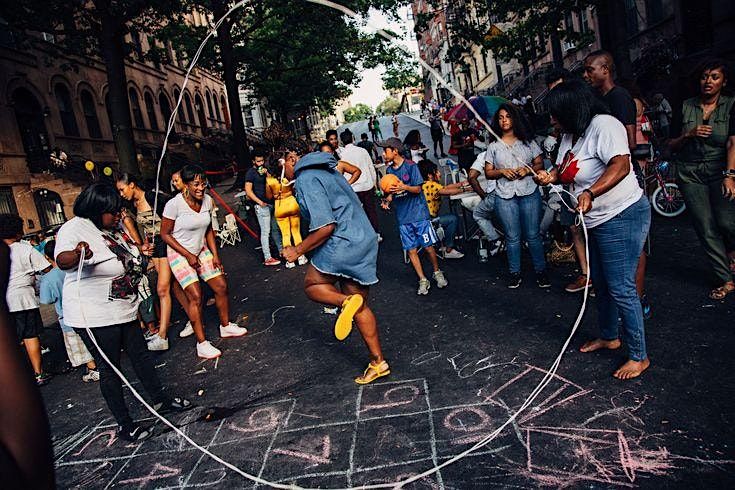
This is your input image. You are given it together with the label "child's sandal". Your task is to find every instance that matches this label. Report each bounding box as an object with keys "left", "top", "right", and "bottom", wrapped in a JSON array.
[
  {"left": 334, "top": 294, "right": 363, "bottom": 341},
  {"left": 354, "top": 360, "right": 391, "bottom": 385}
]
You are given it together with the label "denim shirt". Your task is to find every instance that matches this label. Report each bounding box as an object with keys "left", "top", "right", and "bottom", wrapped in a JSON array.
[
  {"left": 294, "top": 152, "right": 378, "bottom": 285},
  {"left": 679, "top": 95, "right": 735, "bottom": 163}
]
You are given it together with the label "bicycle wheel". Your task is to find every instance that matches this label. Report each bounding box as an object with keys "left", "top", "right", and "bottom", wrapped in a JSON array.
[{"left": 651, "top": 183, "right": 686, "bottom": 217}]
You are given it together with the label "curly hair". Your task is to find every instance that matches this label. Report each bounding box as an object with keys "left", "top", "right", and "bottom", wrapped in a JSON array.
[
  {"left": 0, "top": 214, "right": 24, "bottom": 240},
  {"left": 489, "top": 103, "right": 534, "bottom": 143}
]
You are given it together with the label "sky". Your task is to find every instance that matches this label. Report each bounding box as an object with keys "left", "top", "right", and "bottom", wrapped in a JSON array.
[{"left": 348, "top": 6, "right": 419, "bottom": 110}]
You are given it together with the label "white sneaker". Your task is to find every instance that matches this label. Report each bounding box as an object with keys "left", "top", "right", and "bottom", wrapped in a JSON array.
[
  {"left": 179, "top": 321, "right": 194, "bottom": 338},
  {"left": 417, "top": 278, "right": 430, "bottom": 295},
  {"left": 433, "top": 270, "right": 448, "bottom": 288},
  {"left": 82, "top": 369, "right": 100, "bottom": 383},
  {"left": 196, "top": 340, "right": 221, "bottom": 359},
  {"left": 444, "top": 249, "right": 464, "bottom": 259},
  {"left": 285, "top": 261, "right": 296, "bottom": 269},
  {"left": 147, "top": 336, "right": 169, "bottom": 351},
  {"left": 297, "top": 255, "right": 308, "bottom": 266},
  {"left": 220, "top": 322, "right": 248, "bottom": 338}
]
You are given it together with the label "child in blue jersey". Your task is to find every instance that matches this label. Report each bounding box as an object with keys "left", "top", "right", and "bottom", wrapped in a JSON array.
[{"left": 378, "top": 137, "right": 448, "bottom": 295}]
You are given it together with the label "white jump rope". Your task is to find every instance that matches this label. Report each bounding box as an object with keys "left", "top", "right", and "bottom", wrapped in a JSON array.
[{"left": 76, "top": 1, "right": 592, "bottom": 488}]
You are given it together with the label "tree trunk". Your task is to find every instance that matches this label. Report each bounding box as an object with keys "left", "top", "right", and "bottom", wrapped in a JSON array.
[
  {"left": 98, "top": 13, "right": 138, "bottom": 174},
  {"left": 598, "top": 0, "right": 634, "bottom": 80},
  {"left": 212, "top": 1, "right": 250, "bottom": 169},
  {"left": 550, "top": 31, "right": 564, "bottom": 68}
]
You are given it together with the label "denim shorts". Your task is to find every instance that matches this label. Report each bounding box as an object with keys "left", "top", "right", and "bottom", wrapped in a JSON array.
[{"left": 399, "top": 219, "right": 438, "bottom": 251}]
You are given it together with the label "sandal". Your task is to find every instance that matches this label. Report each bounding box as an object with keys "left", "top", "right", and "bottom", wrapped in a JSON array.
[
  {"left": 334, "top": 295, "right": 363, "bottom": 341},
  {"left": 709, "top": 283, "right": 735, "bottom": 301},
  {"left": 354, "top": 360, "right": 391, "bottom": 385}
]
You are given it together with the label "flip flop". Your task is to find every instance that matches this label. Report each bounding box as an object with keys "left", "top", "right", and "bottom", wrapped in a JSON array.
[
  {"left": 334, "top": 294, "right": 363, "bottom": 341},
  {"left": 354, "top": 360, "right": 391, "bottom": 385}
]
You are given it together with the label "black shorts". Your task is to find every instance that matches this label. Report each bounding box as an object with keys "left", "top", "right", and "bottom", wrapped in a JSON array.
[
  {"left": 151, "top": 235, "right": 167, "bottom": 258},
  {"left": 9, "top": 308, "right": 43, "bottom": 341}
]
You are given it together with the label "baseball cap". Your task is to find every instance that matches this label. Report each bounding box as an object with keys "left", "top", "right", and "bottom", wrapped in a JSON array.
[{"left": 376, "top": 137, "right": 404, "bottom": 153}]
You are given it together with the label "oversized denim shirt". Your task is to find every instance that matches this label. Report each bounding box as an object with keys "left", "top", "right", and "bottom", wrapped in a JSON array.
[{"left": 294, "top": 152, "right": 379, "bottom": 285}]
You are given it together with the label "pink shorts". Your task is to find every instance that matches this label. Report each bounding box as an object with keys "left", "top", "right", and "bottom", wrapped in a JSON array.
[{"left": 168, "top": 247, "right": 223, "bottom": 289}]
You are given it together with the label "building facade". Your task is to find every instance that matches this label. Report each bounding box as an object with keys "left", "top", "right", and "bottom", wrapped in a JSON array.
[{"left": 0, "top": 25, "right": 229, "bottom": 234}]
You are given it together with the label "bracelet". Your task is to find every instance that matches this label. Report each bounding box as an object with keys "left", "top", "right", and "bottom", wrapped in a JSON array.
[
  {"left": 724, "top": 169, "right": 735, "bottom": 178},
  {"left": 582, "top": 189, "right": 595, "bottom": 201}
]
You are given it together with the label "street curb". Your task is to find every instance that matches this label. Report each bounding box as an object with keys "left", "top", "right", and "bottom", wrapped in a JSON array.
[{"left": 403, "top": 111, "right": 430, "bottom": 128}]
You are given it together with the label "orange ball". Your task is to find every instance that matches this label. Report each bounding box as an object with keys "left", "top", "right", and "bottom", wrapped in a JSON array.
[{"left": 380, "top": 173, "right": 401, "bottom": 194}]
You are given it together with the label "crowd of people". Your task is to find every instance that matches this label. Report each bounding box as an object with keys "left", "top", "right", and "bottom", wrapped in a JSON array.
[{"left": 2, "top": 50, "right": 734, "bottom": 446}]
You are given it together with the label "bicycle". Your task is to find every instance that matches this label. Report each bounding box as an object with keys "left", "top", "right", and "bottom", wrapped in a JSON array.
[{"left": 644, "top": 151, "right": 686, "bottom": 218}]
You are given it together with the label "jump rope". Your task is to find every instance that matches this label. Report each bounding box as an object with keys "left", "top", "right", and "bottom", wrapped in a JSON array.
[{"left": 75, "top": 1, "right": 593, "bottom": 487}]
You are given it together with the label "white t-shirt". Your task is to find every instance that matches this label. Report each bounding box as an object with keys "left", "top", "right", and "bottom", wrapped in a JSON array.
[
  {"left": 555, "top": 114, "right": 643, "bottom": 228},
  {"left": 470, "top": 151, "right": 497, "bottom": 194},
  {"left": 339, "top": 143, "right": 376, "bottom": 193},
  {"left": 162, "top": 193, "right": 213, "bottom": 254},
  {"left": 54, "top": 217, "right": 140, "bottom": 328},
  {"left": 6, "top": 241, "right": 50, "bottom": 312}
]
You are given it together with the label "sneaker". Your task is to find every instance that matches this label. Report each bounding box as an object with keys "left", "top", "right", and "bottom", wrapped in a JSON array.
[
  {"left": 536, "top": 271, "right": 551, "bottom": 289},
  {"left": 297, "top": 255, "right": 308, "bottom": 266},
  {"left": 82, "top": 369, "right": 100, "bottom": 383},
  {"left": 118, "top": 424, "right": 153, "bottom": 442},
  {"left": 179, "top": 321, "right": 194, "bottom": 338},
  {"left": 35, "top": 372, "right": 51, "bottom": 386},
  {"left": 144, "top": 330, "right": 158, "bottom": 341},
  {"left": 443, "top": 249, "right": 464, "bottom": 259},
  {"left": 488, "top": 239, "right": 503, "bottom": 256},
  {"left": 220, "top": 322, "right": 248, "bottom": 338},
  {"left": 41, "top": 346, "right": 50, "bottom": 355},
  {"left": 417, "top": 278, "right": 431, "bottom": 295},
  {"left": 641, "top": 294, "right": 652, "bottom": 320},
  {"left": 507, "top": 273, "right": 522, "bottom": 289},
  {"left": 433, "top": 270, "right": 448, "bottom": 288},
  {"left": 285, "top": 261, "right": 296, "bottom": 269},
  {"left": 565, "top": 275, "right": 591, "bottom": 293},
  {"left": 264, "top": 257, "right": 281, "bottom": 266},
  {"left": 196, "top": 340, "right": 222, "bottom": 359},
  {"left": 147, "top": 335, "right": 169, "bottom": 351}
]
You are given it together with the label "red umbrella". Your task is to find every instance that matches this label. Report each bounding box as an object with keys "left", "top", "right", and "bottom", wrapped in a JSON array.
[{"left": 443, "top": 101, "right": 470, "bottom": 122}]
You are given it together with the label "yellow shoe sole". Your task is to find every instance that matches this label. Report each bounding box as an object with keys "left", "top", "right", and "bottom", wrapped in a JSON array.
[{"left": 334, "top": 294, "right": 363, "bottom": 341}]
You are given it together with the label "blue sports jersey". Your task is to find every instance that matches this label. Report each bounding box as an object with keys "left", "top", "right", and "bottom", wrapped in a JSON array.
[{"left": 386, "top": 160, "right": 430, "bottom": 225}]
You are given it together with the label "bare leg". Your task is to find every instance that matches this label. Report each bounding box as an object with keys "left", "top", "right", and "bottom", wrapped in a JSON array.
[
  {"left": 425, "top": 246, "right": 441, "bottom": 272},
  {"left": 152, "top": 257, "right": 173, "bottom": 339},
  {"left": 407, "top": 249, "right": 426, "bottom": 280},
  {"left": 205, "top": 275, "right": 231, "bottom": 326},
  {"left": 182, "top": 282, "right": 206, "bottom": 343},
  {"left": 171, "top": 279, "right": 190, "bottom": 315},
  {"left": 304, "top": 264, "right": 348, "bottom": 307},
  {"left": 22, "top": 337, "right": 43, "bottom": 375},
  {"left": 341, "top": 281, "right": 384, "bottom": 363}
]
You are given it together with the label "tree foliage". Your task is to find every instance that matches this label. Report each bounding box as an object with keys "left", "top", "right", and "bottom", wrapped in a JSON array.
[
  {"left": 382, "top": 49, "right": 423, "bottom": 92},
  {"left": 376, "top": 96, "right": 400, "bottom": 115},
  {"left": 343, "top": 103, "right": 374, "bottom": 123}
]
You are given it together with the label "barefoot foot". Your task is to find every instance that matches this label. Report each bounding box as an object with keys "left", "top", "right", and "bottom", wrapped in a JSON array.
[
  {"left": 613, "top": 358, "right": 650, "bottom": 380},
  {"left": 579, "top": 338, "right": 621, "bottom": 353}
]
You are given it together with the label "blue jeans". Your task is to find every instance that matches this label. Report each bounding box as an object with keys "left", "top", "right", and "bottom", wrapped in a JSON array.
[
  {"left": 472, "top": 192, "right": 500, "bottom": 241},
  {"left": 494, "top": 190, "right": 546, "bottom": 274},
  {"left": 254, "top": 205, "right": 282, "bottom": 260},
  {"left": 434, "top": 213, "right": 458, "bottom": 248},
  {"left": 588, "top": 195, "right": 651, "bottom": 361}
]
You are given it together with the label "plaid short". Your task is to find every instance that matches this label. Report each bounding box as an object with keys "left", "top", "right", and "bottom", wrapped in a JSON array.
[
  {"left": 168, "top": 247, "right": 223, "bottom": 290},
  {"left": 63, "top": 331, "right": 94, "bottom": 367}
]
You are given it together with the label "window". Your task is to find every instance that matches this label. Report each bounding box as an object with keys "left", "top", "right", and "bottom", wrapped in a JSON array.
[
  {"left": 144, "top": 92, "right": 159, "bottom": 130},
  {"left": 579, "top": 10, "right": 589, "bottom": 33},
  {"left": 206, "top": 92, "right": 214, "bottom": 118},
  {"left": 565, "top": 11, "right": 575, "bottom": 32},
  {"left": 184, "top": 93, "right": 196, "bottom": 126},
  {"left": 173, "top": 89, "right": 186, "bottom": 123},
  {"left": 0, "top": 187, "right": 18, "bottom": 215},
  {"left": 242, "top": 107, "right": 254, "bottom": 127},
  {"left": 130, "top": 30, "right": 143, "bottom": 59},
  {"left": 646, "top": 0, "right": 664, "bottom": 25},
  {"left": 54, "top": 84, "right": 79, "bottom": 137},
  {"left": 213, "top": 95, "right": 222, "bottom": 121},
  {"left": 195, "top": 94, "right": 207, "bottom": 129},
  {"left": 220, "top": 95, "right": 230, "bottom": 127},
  {"left": 128, "top": 88, "right": 145, "bottom": 128},
  {"left": 625, "top": 0, "right": 639, "bottom": 34},
  {"left": 80, "top": 90, "right": 102, "bottom": 139},
  {"left": 159, "top": 92, "right": 174, "bottom": 129}
]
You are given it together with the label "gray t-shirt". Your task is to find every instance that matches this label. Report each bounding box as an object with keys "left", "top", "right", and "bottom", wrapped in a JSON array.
[{"left": 485, "top": 139, "right": 542, "bottom": 199}]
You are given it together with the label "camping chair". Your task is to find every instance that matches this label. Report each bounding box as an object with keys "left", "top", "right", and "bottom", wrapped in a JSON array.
[
  {"left": 212, "top": 212, "right": 236, "bottom": 247},
  {"left": 224, "top": 213, "right": 241, "bottom": 244}
]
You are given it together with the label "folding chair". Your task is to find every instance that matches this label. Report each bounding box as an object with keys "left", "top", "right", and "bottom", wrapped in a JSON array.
[
  {"left": 224, "top": 213, "right": 241, "bottom": 244},
  {"left": 212, "top": 213, "right": 235, "bottom": 247}
]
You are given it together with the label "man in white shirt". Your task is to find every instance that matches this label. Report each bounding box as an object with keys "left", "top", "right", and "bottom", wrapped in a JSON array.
[
  {"left": 339, "top": 129, "right": 380, "bottom": 235},
  {"left": 1, "top": 214, "right": 52, "bottom": 385},
  {"left": 467, "top": 151, "right": 502, "bottom": 255}
]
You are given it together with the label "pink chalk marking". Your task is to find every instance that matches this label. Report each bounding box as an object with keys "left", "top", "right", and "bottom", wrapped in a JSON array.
[
  {"left": 618, "top": 429, "right": 636, "bottom": 482},
  {"left": 71, "top": 429, "right": 117, "bottom": 456},
  {"left": 526, "top": 429, "right": 532, "bottom": 472},
  {"left": 272, "top": 435, "right": 331, "bottom": 467},
  {"left": 117, "top": 463, "right": 181, "bottom": 488},
  {"left": 443, "top": 406, "right": 493, "bottom": 446},
  {"left": 527, "top": 428, "right": 617, "bottom": 446},
  {"left": 227, "top": 406, "right": 280, "bottom": 434},
  {"left": 519, "top": 466, "right": 637, "bottom": 488},
  {"left": 360, "top": 385, "right": 420, "bottom": 413},
  {"left": 518, "top": 388, "right": 592, "bottom": 425},
  {"left": 482, "top": 365, "right": 535, "bottom": 401}
]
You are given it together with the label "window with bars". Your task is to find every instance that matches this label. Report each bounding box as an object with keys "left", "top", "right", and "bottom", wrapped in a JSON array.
[
  {"left": 80, "top": 90, "right": 102, "bottom": 139},
  {"left": 55, "top": 84, "right": 80, "bottom": 137},
  {"left": 128, "top": 88, "right": 145, "bottom": 128},
  {"left": 0, "top": 187, "right": 18, "bottom": 215}
]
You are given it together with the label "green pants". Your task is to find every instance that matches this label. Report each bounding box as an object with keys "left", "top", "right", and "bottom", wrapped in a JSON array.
[{"left": 676, "top": 161, "right": 735, "bottom": 284}]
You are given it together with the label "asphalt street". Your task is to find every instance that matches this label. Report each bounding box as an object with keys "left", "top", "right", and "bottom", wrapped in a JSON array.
[{"left": 39, "top": 114, "right": 735, "bottom": 489}]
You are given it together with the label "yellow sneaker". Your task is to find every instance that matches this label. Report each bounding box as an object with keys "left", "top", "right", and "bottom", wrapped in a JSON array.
[
  {"left": 355, "top": 360, "right": 391, "bottom": 385},
  {"left": 334, "top": 294, "right": 363, "bottom": 340}
]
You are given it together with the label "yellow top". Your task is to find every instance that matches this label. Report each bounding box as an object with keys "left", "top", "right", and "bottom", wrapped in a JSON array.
[
  {"left": 266, "top": 176, "right": 293, "bottom": 200},
  {"left": 422, "top": 180, "right": 443, "bottom": 218}
]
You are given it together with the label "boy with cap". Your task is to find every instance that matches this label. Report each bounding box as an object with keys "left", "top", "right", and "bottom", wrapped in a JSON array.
[{"left": 379, "top": 138, "right": 448, "bottom": 295}]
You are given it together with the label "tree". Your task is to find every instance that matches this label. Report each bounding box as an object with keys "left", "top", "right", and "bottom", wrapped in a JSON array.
[
  {"left": 343, "top": 103, "right": 374, "bottom": 123},
  {"left": 376, "top": 96, "right": 400, "bottom": 115},
  {"left": 0, "top": 0, "right": 181, "bottom": 174}
]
